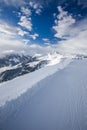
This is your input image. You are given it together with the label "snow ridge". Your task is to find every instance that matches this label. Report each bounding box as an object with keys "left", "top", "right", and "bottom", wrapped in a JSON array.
[{"left": 0, "top": 57, "right": 71, "bottom": 107}]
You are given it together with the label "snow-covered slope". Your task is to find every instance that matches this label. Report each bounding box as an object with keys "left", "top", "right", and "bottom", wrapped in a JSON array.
[
  {"left": 0, "top": 57, "right": 71, "bottom": 107},
  {"left": 0, "top": 58, "right": 87, "bottom": 130}
]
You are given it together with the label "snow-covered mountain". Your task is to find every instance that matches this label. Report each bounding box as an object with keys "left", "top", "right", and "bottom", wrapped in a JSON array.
[
  {"left": 0, "top": 52, "right": 63, "bottom": 83},
  {"left": 0, "top": 57, "right": 87, "bottom": 130}
]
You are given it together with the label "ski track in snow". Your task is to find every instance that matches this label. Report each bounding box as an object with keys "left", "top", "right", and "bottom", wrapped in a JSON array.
[{"left": 0, "top": 58, "right": 87, "bottom": 130}]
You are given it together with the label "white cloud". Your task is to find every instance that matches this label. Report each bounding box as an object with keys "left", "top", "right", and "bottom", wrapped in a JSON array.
[
  {"left": 53, "top": 19, "right": 87, "bottom": 56},
  {"left": 27, "top": 44, "right": 53, "bottom": 56},
  {"left": 0, "top": 20, "right": 29, "bottom": 55},
  {"left": 21, "top": 7, "right": 31, "bottom": 16},
  {"left": 0, "top": 0, "right": 25, "bottom": 7},
  {"left": 17, "top": 28, "right": 28, "bottom": 36},
  {"left": 53, "top": 13, "right": 56, "bottom": 18},
  {"left": 29, "top": 2, "right": 39, "bottom": 9},
  {"left": 0, "top": 21, "right": 17, "bottom": 37},
  {"left": 53, "top": 6, "right": 76, "bottom": 39},
  {"left": 0, "top": 20, "right": 29, "bottom": 37},
  {"left": 0, "top": 20, "right": 51, "bottom": 57},
  {"left": 29, "top": 2, "right": 38, "bottom": 9},
  {"left": 0, "top": 20, "right": 43, "bottom": 57},
  {"left": 42, "top": 38, "right": 50, "bottom": 42},
  {"left": 29, "top": 1, "right": 42, "bottom": 15},
  {"left": 29, "top": 1, "right": 34, "bottom": 8},
  {"left": 42, "top": 38, "right": 51, "bottom": 46},
  {"left": 17, "top": 6, "right": 40, "bottom": 40},
  {"left": 35, "top": 9, "right": 42, "bottom": 15},
  {"left": 18, "top": 16, "right": 32, "bottom": 31},
  {"left": 18, "top": 7, "right": 32, "bottom": 35},
  {"left": 52, "top": 6, "right": 87, "bottom": 56},
  {"left": 29, "top": 33, "right": 39, "bottom": 40}
]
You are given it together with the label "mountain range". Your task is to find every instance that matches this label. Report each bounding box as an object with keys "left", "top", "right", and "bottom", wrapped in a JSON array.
[{"left": 0, "top": 54, "right": 49, "bottom": 83}]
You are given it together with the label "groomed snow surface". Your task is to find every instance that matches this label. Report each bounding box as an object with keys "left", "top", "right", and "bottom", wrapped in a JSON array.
[{"left": 0, "top": 58, "right": 87, "bottom": 130}]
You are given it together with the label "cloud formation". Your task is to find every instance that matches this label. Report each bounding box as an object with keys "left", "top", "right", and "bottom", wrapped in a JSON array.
[
  {"left": 21, "top": 7, "right": 31, "bottom": 16},
  {"left": 29, "top": 33, "right": 39, "bottom": 40},
  {"left": 0, "top": 0, "right": 87, "bottom": 57},
  {"left": 18, "top": 16, "right": 32, "bottom": 31},
  {"left": 53, "top": 6, "right": 76, "bottom": 39},
  {"left": 18, "top": 5, "right": 39, "bottom": 40},
  {"left": 53, "top": 18, "right": 87, "bottom": 56},
  {"left": 0, "top": 20, "right": 49, "bottom": 56},
  {"left": 29, "top": 1, "right": 42, "bottom": 15},
  {"left": 0, "top": 20, "right": 28, "bottom": 55},
  {"left": 52, "top": 6, "right": 87, "bottom": 56},
  {"left": 0, "top": 0, "right": 25, "bottom": 7}
]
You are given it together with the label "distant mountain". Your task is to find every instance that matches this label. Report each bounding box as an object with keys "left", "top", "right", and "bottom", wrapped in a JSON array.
[
  {"left": 0, "top": 54, "right": 48, "bottom": 83},
  {"left": 1, "top": 52, "right": 81, "bottom": 83},
  {"left": 0, "top": 54, "right": 34, "bottom": 67}
]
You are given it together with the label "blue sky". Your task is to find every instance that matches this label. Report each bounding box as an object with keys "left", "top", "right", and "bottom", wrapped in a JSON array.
[{"left": 0, "top": 0, "right": 87, "bottom": 55}]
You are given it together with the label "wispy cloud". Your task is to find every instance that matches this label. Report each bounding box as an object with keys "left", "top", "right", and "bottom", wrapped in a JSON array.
[
  {"left": 29, "top": 33, "right": 39, "bottom": 40},
  {"left": 0, "top": 20, "right": 44, "bottom": 56},
  {"left": 18, "top": 16, "right": 32, "bottom": 31},
  {"left": 52, "top": 6, "right": 87, "bottom": 56},
  {"left": 53, "top": 6, "right": 76, "bottom": 39},
  {"left": 18, "top": 5, "right": 39, "bottom": 39},
  {"left": 0, "top": 21, "right": 18, "bottom": 37},
  {"left": 21, "top": 7, "right": 31, "bottom": 16},
  {"left": 0, "top": 20, "right": 29, "bottom": 55},
  {"left": 0, "top": 0, "right": 43, "bottom": 11},
  {"left": 42, "top": 38, "right": 50, "bottom": 42},
  {"left": 53, "top": 19, "right": 87, "bottom": 55},
  {"left": 17, "top": 28, "right": 28, "bottom": 36},
  {"left": 0, "top": 0, "right": 25, "bottom": 7},
  {"left": 0, "top": 20, "right": 28, "bottom": 38},
  {"left": 29, "top": 1, "right": 42, "bottom": 15},
  {"left": 42, "top": 38, "right": 51, "bottom": 45}
]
